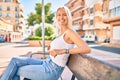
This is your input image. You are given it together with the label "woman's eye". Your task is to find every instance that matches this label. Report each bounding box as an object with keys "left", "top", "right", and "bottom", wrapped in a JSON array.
[
  {"left": 57, "top": 14, "right": 61, "bottom": 16},
  {"left": 63, "top": 14, "right": 67, "bottom": 16}
]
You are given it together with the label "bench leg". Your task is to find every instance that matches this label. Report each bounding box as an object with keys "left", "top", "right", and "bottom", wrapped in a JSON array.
[
  {"left": 23, "top": 78, "right": 31, "bottom": 80},
  {"left": 71, "top": 75, "right": 75, "bottom": 80}
]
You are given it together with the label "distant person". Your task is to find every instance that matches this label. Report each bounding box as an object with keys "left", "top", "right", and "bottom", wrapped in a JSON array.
[
  {"left": 5, "top": 35, "right": 8, "bottom": 42},
  {"left": 0, "top": 6, "right": 91, "bottom": 80}
]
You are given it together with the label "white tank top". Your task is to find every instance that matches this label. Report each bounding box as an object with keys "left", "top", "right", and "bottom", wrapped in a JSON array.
[{"left": 50, "top": 31, "right": 74, "bottom": 67}]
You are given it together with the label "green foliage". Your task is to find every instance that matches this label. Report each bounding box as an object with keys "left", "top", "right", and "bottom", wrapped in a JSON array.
[
  {"left": 28, "top": 35, "right": 56, "bottom": 40},
  {"left": 27, "top": 3, "right": 54, "bottom": 26},
  {"left": 35, "top": 27, "right": 42, "bottom": 37},
  {"left": 35, "top": 24, "right": 55, "bottom": 37},
  {"left": 46, "top": 13, "right": 54, "bottom": 23},
  {"left": 28, "top": 36, "right": 42, "bottom": 40},
  {"left": 45, "top": 36, "right": 56, "bottom": 40},
  {"left": 27, "top": 13, "right": 36, "bottom": 26},
  {"left": 45, "top": 26, "right": 54, "bottom": 36},
  {"left": 35, "top": 3, "right": 42, "bottom": 15}
]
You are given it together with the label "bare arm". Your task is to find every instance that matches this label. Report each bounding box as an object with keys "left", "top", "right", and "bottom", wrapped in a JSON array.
[{"left": 67, "top": 29, "right": 91, "bottom": 54}]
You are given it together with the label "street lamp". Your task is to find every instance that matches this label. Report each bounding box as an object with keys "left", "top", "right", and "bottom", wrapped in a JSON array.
[{"left": 41, "top": 0, "right": 46, "bottom": 59}]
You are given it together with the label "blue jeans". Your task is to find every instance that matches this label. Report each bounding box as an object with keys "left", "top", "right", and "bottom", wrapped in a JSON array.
[{"left": 0, "top": 56, "right": 64, "bottom": 80}]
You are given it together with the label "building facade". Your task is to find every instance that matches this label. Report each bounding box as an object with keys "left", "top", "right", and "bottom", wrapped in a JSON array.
[
  {"left": 103, "top": 0, "right": 120, "bottom": 45},
  {"left": 0, "top": 0, "right": 25, "bottom": 42},
  {"left": 66, "top": 0, "right": 119, "bottom": 44},
  {"left": 66, "top": 0, "right": 85, "bottom": 36}
]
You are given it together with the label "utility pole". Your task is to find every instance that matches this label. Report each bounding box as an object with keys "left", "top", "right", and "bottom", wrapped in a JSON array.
[{"left": 41, "top": 0, "right": 46, "bottom": 59}]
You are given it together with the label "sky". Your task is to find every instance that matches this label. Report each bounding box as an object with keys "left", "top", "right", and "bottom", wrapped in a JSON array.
[{"left": 20, "top": 0, "right": 69, "bottom": 18}]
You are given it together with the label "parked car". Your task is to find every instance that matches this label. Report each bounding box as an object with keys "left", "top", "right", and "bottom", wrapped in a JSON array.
[
  {"left": 104, "top": 38, "right": 110, "bottom": 43},
  {"left": 83, "top": 34, "right": 95, "bottom": 43},
  {"left": 0, "top": 36, "right": 5, "bottom": 42}
]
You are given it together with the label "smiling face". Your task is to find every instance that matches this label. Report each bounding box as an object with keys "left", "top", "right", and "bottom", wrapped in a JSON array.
[{"left": 56, "top": 7, "right": 68, "bottom": 27}]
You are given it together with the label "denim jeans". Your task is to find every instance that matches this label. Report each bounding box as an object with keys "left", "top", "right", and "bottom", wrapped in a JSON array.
[{"left": 0, "top": 56, "right": 64, "bottom": 80}]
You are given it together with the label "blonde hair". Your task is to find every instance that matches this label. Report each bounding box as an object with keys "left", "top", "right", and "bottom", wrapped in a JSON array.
[{"left": 55, "top": 6, "right": 73, "bottom": 30}]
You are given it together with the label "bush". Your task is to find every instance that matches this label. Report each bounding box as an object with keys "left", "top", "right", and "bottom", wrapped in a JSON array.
[
  {"left": 35, "top": 24, "right": 55, "bottom": 37},
  {"left": 28, "top": 35, "right": 56, "bottom": 40},
  {"left": 45, "top": 26, "right": 54, "bottom": 36},
  {"left": 35, "top": 27, "right": 42, "bottom": 37},
  {"left": 28, "top": 36, "right": 42, "bottom": 40},
  {"left": 45, "top": 36, "right": 56, "bottom": 40}
]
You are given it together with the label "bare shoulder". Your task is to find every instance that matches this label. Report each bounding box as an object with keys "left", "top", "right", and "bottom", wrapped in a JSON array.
[
  {"left": 67, "top": 29, "right": 77, "bottom": 34},
  {"left": 66, "top": 29, "right": 78, "bottom": 37}
]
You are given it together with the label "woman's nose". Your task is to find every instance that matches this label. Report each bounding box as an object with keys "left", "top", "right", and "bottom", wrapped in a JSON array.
[{"left": 60, "top": 15, "right": 64, "bottom": 20}]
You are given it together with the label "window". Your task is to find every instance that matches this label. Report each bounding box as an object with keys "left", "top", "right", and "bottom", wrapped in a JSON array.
[
  {"left": 0, "top": 13, "right": 2, "bottom": 17},
  {"left": 0, "top": 6, "right": 2, "bottom": 11},
  {"left": 116, "top": 6, "right": 120, "bottom": 16},
  {"left": 90, "top": 20, "right": 93, "bottom": 25},
  {"left": 7, "top": 6, "right": 10, "bottom": 11},
  {"left": 5, "top": 0, "right": 11, "bottom": 2},
  {"left": 90, "top": 8, "right": 94, "bottom": 14},
  {"left": 6, "top": 13, "right": 10, "bottom": 17},
  {"left": 110, "top": 6, "right": 120, "bottom": 17},
  {"left": 15, "top": 20, "right": 19, "bottom": 24},
  {"left": 15, "top": 14, "right": 19, "bottom": 18},
  {"left": 15, "top": 7, "right": 19, "bottom": 11},
  {"left": 110, "top": 8, "right": 115, "bottom": 17}
]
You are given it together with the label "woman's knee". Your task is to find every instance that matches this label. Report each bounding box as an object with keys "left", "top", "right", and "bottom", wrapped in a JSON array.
[{"left": 11, "top": 57, "right": 28, "bottom": 66}]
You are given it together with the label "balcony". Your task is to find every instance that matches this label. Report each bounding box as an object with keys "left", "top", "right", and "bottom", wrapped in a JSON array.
[
  {"left": 71, "top": 6, "right": 84, "bottom": 13},
  {"left": 72, "top": 16, "right": 82, "bottom": 21},
  {"left": 103, "top": 16, "right": 120, "bottom": 23},
  {"left": 83, "top": 24, "right": 95, "bottom": 30},
  {"left": 83, "top": 14, "right": 90, "bottom": 20},
  {"left": 94, "top": 22, "right": 110, "bottom": 29}
]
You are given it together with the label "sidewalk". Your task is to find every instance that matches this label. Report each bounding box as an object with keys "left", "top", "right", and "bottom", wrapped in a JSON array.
[{"left": 0, "top": 42, "right": 13, "bottom": 47}]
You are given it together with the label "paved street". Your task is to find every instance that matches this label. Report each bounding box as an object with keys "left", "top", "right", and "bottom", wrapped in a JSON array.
[{"left": 88, "top": 43, "right": 120, "bottom": 54}]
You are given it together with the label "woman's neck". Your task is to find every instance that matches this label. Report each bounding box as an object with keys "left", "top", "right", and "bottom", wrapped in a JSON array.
[
  {"left": 60, "top": 25, "right": 68, "bottom": 32},
  {"left": 59, "top": 28, "right": 68, "bottom": 35}
]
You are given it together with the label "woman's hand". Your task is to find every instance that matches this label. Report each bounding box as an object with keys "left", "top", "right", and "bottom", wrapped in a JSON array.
[
  {"left": 47, "top": 45, "right": 50, "bottom": 51},
  {"left": 50, "top": 49, "right": 66, "bottom": 57},
  {"left": 50, "top": 49, "right": 58, "bottom": 57}
]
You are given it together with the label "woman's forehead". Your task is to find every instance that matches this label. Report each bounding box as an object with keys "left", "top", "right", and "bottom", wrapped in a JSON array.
[{"left": 57, "top": 8, "right": 66, "bottom": 13}]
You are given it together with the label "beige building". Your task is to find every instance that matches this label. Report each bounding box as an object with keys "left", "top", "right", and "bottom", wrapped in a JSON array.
[
  {"left": 82, "top": 0, "right": 109, "bottom": 43},
  {"left": 66, "top": 0, "right": 85, "bottom": 36},
  {"left": 0, "top": 17, "right": 13, "bottom": 41},
  {"left": 0, "top": 0, "right": 24, "bottom": 42},
  {"left": 0, "top": 17, "right": 22, "bottom": 42},
  {"left": 103, "top": 0, "right": 120, "bottom": 45},
  {"left": 66, "top": 0, "right": 113, "bottom": 43},
  {"left": 0, "top": 0, "right": 24, "bottom": 32}
]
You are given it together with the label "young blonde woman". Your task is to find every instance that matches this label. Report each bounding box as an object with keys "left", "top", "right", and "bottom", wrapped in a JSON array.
[{"left": 0, "top": 6, "right": 91, "bottom": 80}]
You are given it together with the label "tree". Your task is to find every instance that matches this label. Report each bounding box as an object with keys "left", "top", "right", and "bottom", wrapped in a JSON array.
[
  {"left": 35, "top": 24, "right": 55, "bottom": 37},
  {"left": 27, "top": 3, "right": 54, "bottom": 26},
  {"left": 27, "top": 13, "right": 36, "bottom": 26}
]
